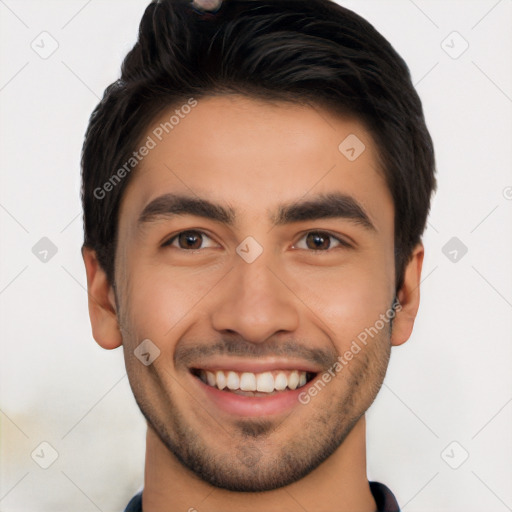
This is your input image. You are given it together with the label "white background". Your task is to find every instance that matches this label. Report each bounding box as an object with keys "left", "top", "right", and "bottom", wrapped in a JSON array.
[{"left": 0, "top": 1, "right": 511, "bottom": 511}]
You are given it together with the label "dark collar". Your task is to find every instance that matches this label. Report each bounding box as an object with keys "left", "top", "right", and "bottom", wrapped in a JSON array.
[{"left": 369, "top": 481, "right": 401, "bottom": 512}]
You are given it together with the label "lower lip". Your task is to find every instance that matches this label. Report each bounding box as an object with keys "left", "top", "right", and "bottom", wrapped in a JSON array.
[{"left": 191, "top": 373, "right": 314, "bottom": 417}]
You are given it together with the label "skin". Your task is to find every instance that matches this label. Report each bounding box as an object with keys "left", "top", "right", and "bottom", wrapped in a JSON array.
[{"left": 83, "top": 95, "right": 424, "bottom": 512}]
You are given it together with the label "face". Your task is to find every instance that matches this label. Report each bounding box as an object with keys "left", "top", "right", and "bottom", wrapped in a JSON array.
[{"left": 113, "top": 95, "right": 397, "bottom": 491}]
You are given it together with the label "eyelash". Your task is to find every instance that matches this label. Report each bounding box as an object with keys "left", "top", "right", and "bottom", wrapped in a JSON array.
[{"left": 161, "top": 230, "right": 352, "bottom": 252}]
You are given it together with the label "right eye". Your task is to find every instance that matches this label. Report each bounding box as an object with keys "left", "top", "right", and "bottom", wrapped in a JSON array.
[{"left": 162, "top": 230, "right": 219, "bottom": 251}]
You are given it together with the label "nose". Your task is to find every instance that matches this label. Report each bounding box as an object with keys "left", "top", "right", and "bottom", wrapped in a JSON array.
[{"left": 211, "top": 256, "right": 300, "bottom": 344}]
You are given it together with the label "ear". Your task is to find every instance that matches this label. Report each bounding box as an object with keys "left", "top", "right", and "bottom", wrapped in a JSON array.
[
  {"left": 391, "top": 243, "right": 424, "bottom": 347},
  {"left": 82, "top": 247, "right": 123, "bottom": 350}
]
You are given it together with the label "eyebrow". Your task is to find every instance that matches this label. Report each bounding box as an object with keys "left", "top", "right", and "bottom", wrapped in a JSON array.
[
  {"left": 273, "top": 193, "right": 375, "bottom": 231},
  {"left": 137, "top": 192, "right": 376, "bottom": 232},
  {"left": 138, "top": 194, "right": 235, "bottom": 225}
]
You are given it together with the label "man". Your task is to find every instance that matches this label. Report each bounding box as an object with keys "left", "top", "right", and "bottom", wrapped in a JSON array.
[{"left": 80, "top": 0, "right": 436, "bottom": 510}]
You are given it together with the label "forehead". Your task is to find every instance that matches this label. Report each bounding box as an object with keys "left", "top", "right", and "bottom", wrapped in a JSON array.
[{"left": 118, "top": 95, "right": 393, "bottom": 231}]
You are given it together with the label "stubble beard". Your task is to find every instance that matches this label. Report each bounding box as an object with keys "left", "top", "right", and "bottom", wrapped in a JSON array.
[{"left": 127, "top": 328, "right": 391, "bottom": 492}]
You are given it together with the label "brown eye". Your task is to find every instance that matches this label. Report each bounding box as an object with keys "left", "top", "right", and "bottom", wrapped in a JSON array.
[
  {"left": 305, "top": 232, "right": 331, "bottom": 250},
  {"left": 178, "top": 231, "right": 203, "bottom": 249},
  {"left": 293, "top": 231, "right": 350, "bottom": 251},
  {"left": 164, "top": 230, "right": 217, "bottom": 250}
]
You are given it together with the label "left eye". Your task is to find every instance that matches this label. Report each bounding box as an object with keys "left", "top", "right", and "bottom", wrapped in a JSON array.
[
  {"left": 163, "top": 230, "right": 218, "bottom": 250},
  {"left": 292, "top": 231, "right": 350, "bottom": 251}
]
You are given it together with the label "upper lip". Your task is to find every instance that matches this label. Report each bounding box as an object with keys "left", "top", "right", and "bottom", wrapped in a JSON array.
[{"left": 190, "top": 357, "right": 322, "bottom": 374}]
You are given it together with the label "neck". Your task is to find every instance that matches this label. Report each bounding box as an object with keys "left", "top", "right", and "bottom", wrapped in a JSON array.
[{"left": 142, "top": 416, "right": 376, "bottom": 512}]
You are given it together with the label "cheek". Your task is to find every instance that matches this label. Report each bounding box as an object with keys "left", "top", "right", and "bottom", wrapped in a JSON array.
[
  {"left": 120, "top": 254, "right": 226, "bottom": 341},
  {"left": 293, "top": 251, "right": 394, "bottom": 345}
]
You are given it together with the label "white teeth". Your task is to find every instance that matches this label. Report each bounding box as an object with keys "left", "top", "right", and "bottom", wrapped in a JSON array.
[
  {"left": 226, "top": 371, "right": 240, "bottom": 390},
  {"left": 288, "top": 370, "right": 299, "bottom": 390},
  {"left": 240, "top": 372, "right": 257, "bottom": 391},
  {"left": 256, "top": 372, "right": 274, "bottom": 392},
  {"left": 274, "top": 372, "right": 288, "bottom": 391},
  {"left": 216, "top": 370, "right": 227, "bottom": 390},
  {"left": 206, "top": 371, "right": 216, "bottom": 387},
  {"left": 198, "top": 369, "right": 311, "bottom": 393}
]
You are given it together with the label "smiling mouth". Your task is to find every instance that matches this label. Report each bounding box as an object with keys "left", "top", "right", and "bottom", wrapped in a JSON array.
[{"left": 191, "top": 369, "right": 317, "bottom": 397}]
